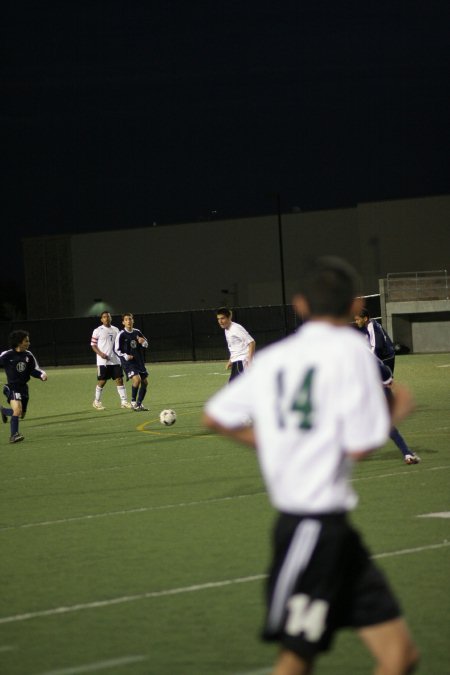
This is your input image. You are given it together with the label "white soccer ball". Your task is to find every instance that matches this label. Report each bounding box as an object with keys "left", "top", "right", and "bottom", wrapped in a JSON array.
[{"left": 159, "top": 409, "right": 177, "bottom": 426}]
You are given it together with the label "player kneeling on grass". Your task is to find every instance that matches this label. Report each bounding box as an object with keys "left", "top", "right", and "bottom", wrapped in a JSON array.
[
  {"left": 203, "top": 256, "right": 419, "bottom": 675},
  {"left": 0, "top": 330, "right": 48, "bottom": 444}
]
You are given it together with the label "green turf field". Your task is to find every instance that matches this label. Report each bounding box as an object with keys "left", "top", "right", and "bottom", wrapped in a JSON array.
[{"left": 1, "top": 354, "right": 449, "bottom": 675}]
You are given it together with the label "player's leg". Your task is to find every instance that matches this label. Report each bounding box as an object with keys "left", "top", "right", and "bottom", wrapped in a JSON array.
[
  {"left": 390, "top": 428, "right": 420, "bottom": 464},
  {"left": 114, "top": 368, "right": 130, "bottom": 407},
  {"left": 93, "top": 367, "right": 107, "bottom": 410},
  {"left": 9, "top": 396, "right": 24, "bottom": 443},
  {"left": 358, "top": 617, "right": 419, "bottom": 674},
  {"left": 130, "top": 374, "right": 141, "bottom": 408},
  {"left": 272, "top": 648, "right": 313, "bottom": 674},
  {"left": 1, "top": 385, "right": 13, "bottom": 424},
  {"left": 133, "top": 375, "right": 149, "bottom": 411}
]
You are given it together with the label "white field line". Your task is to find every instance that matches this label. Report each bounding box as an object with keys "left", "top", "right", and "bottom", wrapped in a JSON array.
[
  {"left": 34, "top": 655, "right": 147, "bottom": 675},
  {"left": 0, "top": 450, "right": 243, "bottom": 484},
  {"left": 0, "top": 493, "right": 266, "bottom": 532},
  {"left": 2, "top": 465, "right": 449, "bottom": 532},
  {"left": 0, "top": 542, "right": 448, "bottom": 627}
]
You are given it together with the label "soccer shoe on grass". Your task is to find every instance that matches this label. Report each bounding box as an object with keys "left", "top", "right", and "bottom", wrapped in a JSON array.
[
  {"left": 10, "top": 432, "right": 24, "bottom": 444},
  {"left": 92, "top": 400, "right": 105, "bottom": 410},
  {"left": 133, "top": 404, "right": 149, "bottom": 412},
  {"left": 404, "top": 454, "right": 421, "bottom": 465},
  {"left": 1, "top": 407, "right": 7, "bottom": 424},
  {"left": 121, "top": 401, "right": 132, "bottom": 409}
]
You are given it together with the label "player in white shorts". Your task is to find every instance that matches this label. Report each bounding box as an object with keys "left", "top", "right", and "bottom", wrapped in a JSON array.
[{"left": 204, "top": 257, "right": 419, "bottom": 675}]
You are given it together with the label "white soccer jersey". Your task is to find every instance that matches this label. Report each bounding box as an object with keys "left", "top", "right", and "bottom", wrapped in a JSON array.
[
  {"left": 91, "top": 324, "right": 121, "bottom": 366},
  {"left": 225, "top": 321, "right": 255, "bottom": 362},
  {"left": 206, "top": 321, "right": 390, "bottom": 514}
]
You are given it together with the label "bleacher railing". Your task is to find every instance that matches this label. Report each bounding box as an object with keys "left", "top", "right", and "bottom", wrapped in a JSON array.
[{"left": 386, "top": 270, "right": 449, "bottom": 302}]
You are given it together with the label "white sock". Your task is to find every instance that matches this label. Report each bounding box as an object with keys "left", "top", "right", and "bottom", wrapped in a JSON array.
[
  {"left": 117, "top": 385, "right": 127, "bottom": 402},
  {"left": 95, "top": 386, "right": 103, "bottom": 402}
]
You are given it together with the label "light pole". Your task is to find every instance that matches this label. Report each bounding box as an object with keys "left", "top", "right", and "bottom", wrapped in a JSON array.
[{"left": 276, "top": 193, "right": 288, "bottom": 334}]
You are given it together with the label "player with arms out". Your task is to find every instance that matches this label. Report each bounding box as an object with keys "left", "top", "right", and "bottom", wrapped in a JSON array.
[
  {"left": 91, "top": 311, "right": 131, "bottom": 410},
  {"left": 115, "top": 313, "right": 150, "bottom": 411},
  {"left": 204, "top": 257, "right": 418, "bottom": 675},
  {"left": 0, "top": 330, "right": 48, "bottom": 444}
]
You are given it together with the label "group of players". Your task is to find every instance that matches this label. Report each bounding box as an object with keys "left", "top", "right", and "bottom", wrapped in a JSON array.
[
  {"left": 217, "top": 304, "right": 420, "bottom": 466},
  {"left": 0, "top": 312, "right": 150, "bottom": 444}
]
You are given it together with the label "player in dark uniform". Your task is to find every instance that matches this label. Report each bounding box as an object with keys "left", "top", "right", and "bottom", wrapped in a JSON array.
[
  {"left": 355, "top": 308, "right": 396, "bottom": 373},
  {"left": 378, "top": 359, "right": 421, "bottom": 465},
  {"left": 0, "top": 330, "right": 48, "bottom": 443},
  {"left": 114, "top": 313, "right": 149, "bottom": 411}
]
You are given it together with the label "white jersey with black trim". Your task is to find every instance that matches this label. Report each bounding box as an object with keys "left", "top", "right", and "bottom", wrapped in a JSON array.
[
  {"left": 206, "top": 321, "right": 390, "bottom": 514},
  {"left": 224, "top": 321, "right": 254, "bottom": 362},
  {"left": 91, "top": 324, "right": 121, "bottom": 366}
]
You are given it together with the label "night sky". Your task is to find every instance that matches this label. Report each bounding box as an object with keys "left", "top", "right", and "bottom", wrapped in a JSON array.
[{"left": 2, "top": 1, "right": 450, "bottom": 293}]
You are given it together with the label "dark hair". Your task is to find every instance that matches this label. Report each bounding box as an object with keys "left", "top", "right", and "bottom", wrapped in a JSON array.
[
  {"left": 298, "top": 256, "right": 361, "bottom": 318},
  {"left": 216, "top": 307, "right": 232, "bottom": 317},
  {"left": 100, "top": 311, "right": 111, "bottom": 319},
  {"left": 122, "top": 313, "right": 133, "bottom": 320},
  {"left": 356, "top": 308, "right": 370, "bottom": 319},
  {"left": 9, "top": 330, "right": 30, "bottom": 349}
]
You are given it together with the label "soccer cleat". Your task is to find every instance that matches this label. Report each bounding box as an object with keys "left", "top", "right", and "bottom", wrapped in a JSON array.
[
  {"left": 10, "top": 432, "right": 24, "bottom": 444},
  {"left": 1, "top": 407, "right": 7, "bottom": 424},
  {"left": 121, "top": 401, "right": 132, "bottom": 409},
  {"left": 133, "top": 404, "right": 149, "bottom": 412},
  {"left": 92, "top": 400, "right": 105, "bottom": 410},
  {"left": 404, "top": 454, "right": 421, "bottom": 465},
  {"left": 130, "top": 401, "right": 138, "bottom": 409}
]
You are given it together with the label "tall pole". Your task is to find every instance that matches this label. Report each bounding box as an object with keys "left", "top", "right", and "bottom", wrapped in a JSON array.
[{"left": 276, "top": 193, "right": 288, "bottom": 335}]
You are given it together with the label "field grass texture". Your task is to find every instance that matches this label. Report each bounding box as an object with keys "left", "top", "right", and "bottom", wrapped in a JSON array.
[{"left": 1, "top": 353, "right": 449, "bottom": 675}]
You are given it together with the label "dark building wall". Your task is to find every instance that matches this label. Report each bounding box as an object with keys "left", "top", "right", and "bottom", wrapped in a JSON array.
[
  {"left": 22, "top": 195, "right": 450, "bottom": 319},
  {"left": 23, "top": 235, "right": 74, "bottom": 319}
]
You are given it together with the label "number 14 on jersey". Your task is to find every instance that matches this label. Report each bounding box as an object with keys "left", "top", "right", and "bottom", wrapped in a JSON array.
[{"left": 276, "top": 367, "right": 316, "bottom": 430}]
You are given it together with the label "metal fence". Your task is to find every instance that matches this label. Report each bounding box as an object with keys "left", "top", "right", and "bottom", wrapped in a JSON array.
[{"left": 0, "top": 296, "right": 381, "bottom": 367}]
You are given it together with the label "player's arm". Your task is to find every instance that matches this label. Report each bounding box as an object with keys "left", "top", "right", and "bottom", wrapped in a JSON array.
[
  {"left": 202, "top": 413, "right": 256, "bottom": 448},
  {"left": 137, "top": 332, "right": 148, "bottom": 348},
  {"left": 114, "top": 332, "right": 131, "bottom": 360},
  {"left": 247, "top": 339, "right": 256, "bottom": 362},
  {"left": 30, "top": 354, "right": 47, "bottom": 381},
  {"left": 91, "top": 344, "right": 108, "bottom": 359}
]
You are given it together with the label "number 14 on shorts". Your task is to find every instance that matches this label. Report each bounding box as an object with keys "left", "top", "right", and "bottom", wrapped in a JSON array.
[{"left": 285, "top": 594, "right": 329, "bottom": 642}]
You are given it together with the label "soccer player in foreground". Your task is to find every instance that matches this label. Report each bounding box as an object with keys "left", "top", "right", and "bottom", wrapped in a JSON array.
[{"left": 203, "top": 257, "right": 419, "bottom": 675}]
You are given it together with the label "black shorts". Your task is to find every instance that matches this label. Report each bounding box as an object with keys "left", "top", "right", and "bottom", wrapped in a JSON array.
[
  {"left": 122, "top": 364, "right": 149, "bottom": 382},
  {"left": 229, "top": 361, "right": 245, "bottom": 381},
  {"left": 3, "top": 384, "right": 29, "bottom": 417},
  {"left": 97, "top": 364, "right": 123, "bottom": 381},
  {"left": 262, "top": 512, "right": 401, "bottom": 659}
]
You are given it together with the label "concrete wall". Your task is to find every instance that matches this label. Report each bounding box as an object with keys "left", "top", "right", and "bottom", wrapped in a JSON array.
[{"left": 23, "top": 194, "right": 450, "bottom": 319}]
